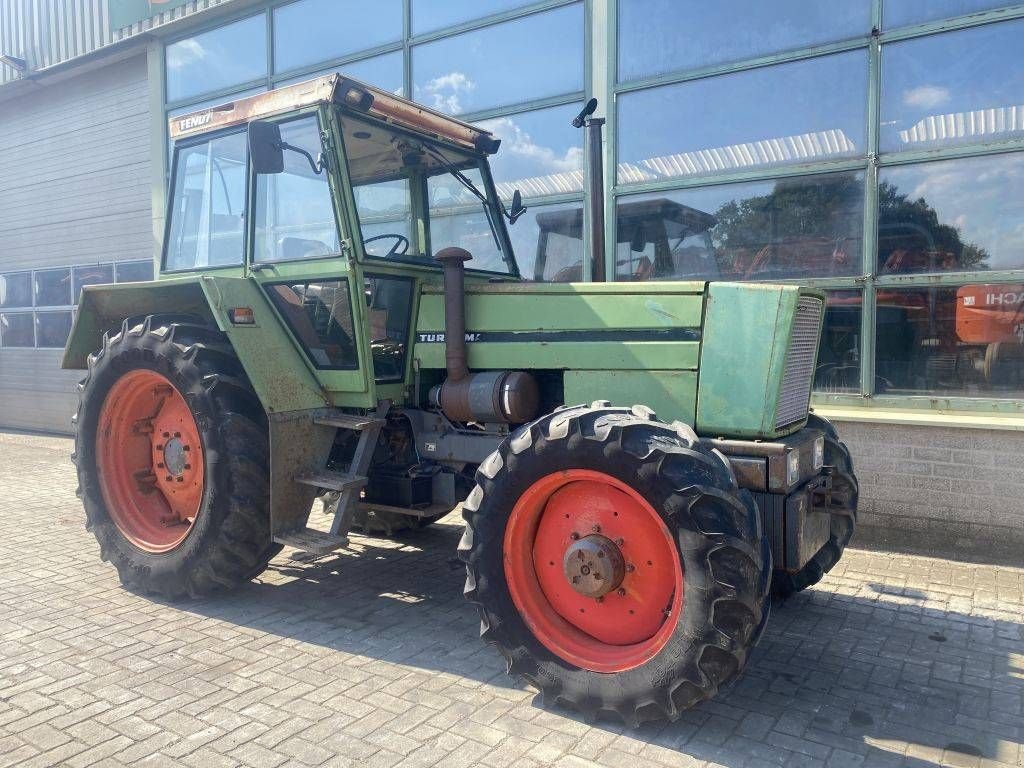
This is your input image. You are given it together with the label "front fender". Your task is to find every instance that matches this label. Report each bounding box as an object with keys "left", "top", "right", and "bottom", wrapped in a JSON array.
[{"left": 63, "top": 276, "right": 328, "bottom": 415}]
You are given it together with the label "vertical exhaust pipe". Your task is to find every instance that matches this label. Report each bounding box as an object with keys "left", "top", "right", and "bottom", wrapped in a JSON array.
[
  {"left": 573, "top": 98, "right": 606, "bottom": 282},
  {"left": 429, "top": 247, "right": 539, "bottom": 424}
]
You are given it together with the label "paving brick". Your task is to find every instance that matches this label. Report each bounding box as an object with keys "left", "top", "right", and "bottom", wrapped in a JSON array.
[{"left": 1, "top": 430, "right": 1023, "bottom": 768}]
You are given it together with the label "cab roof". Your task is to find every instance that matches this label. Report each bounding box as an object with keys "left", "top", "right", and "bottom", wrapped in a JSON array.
[{"left": 168, "top": 73, "right": 500, "bottom": 155}]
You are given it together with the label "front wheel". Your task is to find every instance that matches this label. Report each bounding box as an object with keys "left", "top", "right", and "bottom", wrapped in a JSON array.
[
  {"left": 73, "top": 314, "right": 280, "bottom": 599},
  {"left": 459, "top": 403, "right": 771, "bottom": 725}
]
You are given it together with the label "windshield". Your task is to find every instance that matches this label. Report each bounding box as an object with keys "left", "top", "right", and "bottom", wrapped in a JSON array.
[{"left": 340, "top": 113, "right": 515, "bottom": 275}]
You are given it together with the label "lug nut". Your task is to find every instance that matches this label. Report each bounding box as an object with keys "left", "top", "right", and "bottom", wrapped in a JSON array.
[
  {"left": 570, "top": 532, "right": 580, "bottom": 540},
  {"left": 617, "top": 588, "right": 626, "bottom": 597},
  {"left": 182, "top": 445, "right": 190, "bottom": 452},
  {"left": 572, "top": 576, "right": 580, "bottom": 584},
  {"left": 156, "top": 462, "right": 164, "bottom": 469},
  {"left": 596, "top": 596, "right": 604, "bottom": 603},
  {"left": 184, "top": 464, "right": 191, "bottom": 470},
  {"left": 165, "top": 475, "right": 173, "bottom": 481},
  {"left": 592, "top": 524, "right": 601, "bottom": 533},
  {"left": 174, "top": 432, "right": 181, "bottom": 438},
  {"left": 615, "top": 537, "right": 624, "bottom": 546},
  {"left": 155, "top": 444, "right": 163, "bottom": 450},
  {"left": 626, "top": 563, "right": 635, "bottom": 573},
  {"left": 162, "top": 432, "right": 170, "bottom": 438},
  {"left": 176, "top": 477, "right": 183, "bottom": 483}
]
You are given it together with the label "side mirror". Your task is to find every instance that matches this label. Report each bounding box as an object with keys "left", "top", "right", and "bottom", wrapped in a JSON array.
[
  {"left": 249, "top": 120, "right": 284, "bottom": 174},
  {"left": 507, "top": 189, "right": 527, "bottom": 226},
  {"left": 630, "top": 224, "right": 647, "bottom": 253}
]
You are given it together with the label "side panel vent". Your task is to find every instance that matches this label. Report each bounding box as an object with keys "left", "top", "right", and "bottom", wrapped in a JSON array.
[{"left": 774, "top": 296, "right": 823, "bottom": 431}]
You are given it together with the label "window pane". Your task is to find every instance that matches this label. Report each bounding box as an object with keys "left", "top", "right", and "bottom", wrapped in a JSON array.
[
  {"left": 618, "top": 52, "right": 867, "bottom": 184},
  {"left": 0, "top": 313, "right": 33, "bottom": 347},
  {"left": 876, "top": 285, "right": 1024, "bottom": 396},
  {"left": 353, "top": 179, "right": 415, "bottom": 259},
  {"left": 72, "top": 264, "right": 114, "bottom": 301},
  {"left": 115, "top": 261, "right": 154, "bottom": 283},
  {"left": 479, "top": 104, "right": 584, "bottom": 199},
  {"left": 618, "top": 0, "right": 870, "bottom": 83},
  {"left": 412, "top": 4, "right": 583, "bottom": 115},
  {"left": 35, "top": 311, "right": 72, "bottom": 348},
  {"left": 878, "top": 153, "right": 1024, "bottom": 274},
  {"left": 884, "top": 0, "right": 1016, "bottom": 28},
  {"left": 275, "top": 51, "right": 404, "bottom": 95},
  {"left": 881, "top": 19, "right": 1024, "bottom": 153},
  {"left": 34, "top": 268, "right": 72, "bottom": 307},
  {"left": 166, "top": 15, "right": 267, "bottom": 103},
  {"left": 365, "top": 276, "right": 414, "bottom": 381},
  {"left": 165, "top": 131, "right": 248, "bottom": 271},
  {"left": 265, "top": 280, "right": 357, "bottom": 369},
  {"left": 412, "top": 0, "right": 533, "bottom": 34},
  {"left": 510, "top": 201, "right": 586, "bottom": 282},
  {"left": 254, "top": 117, "right": 339, "bottom": 262},
  {"left": 0, "top": 272, "right": 32, "bottom": 308},
  {"left": 273, "top": 0, "right": 402, "bottom": 75},
  {"left": 427, "top": 168, "right": 508, "bottom": 273},
  {"left": 816, "top": 290, "right": 862, "bottom": 393},
  {"left": 616, "top": 172, "right": 864, "bottom": 281}
]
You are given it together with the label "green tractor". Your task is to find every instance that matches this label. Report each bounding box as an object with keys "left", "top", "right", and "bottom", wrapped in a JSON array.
[{"left": 64, "top": 75, "right": 857, "bottom": 724}]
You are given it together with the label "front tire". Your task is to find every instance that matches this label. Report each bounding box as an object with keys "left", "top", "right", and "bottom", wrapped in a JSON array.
[
  {"left": 73, "top": 314, "right": 280, "bottom": 599},
  {"left": 459, "top": 403, "right": 771, "bottom": 725}
]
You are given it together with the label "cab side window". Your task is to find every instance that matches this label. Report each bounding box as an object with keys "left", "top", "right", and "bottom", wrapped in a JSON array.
[
  {"left": 253, "top": 116, "right": 341, "bottom": 262},
  {"left": 165, "top": 131, "right": 248, "bottom": 271}
]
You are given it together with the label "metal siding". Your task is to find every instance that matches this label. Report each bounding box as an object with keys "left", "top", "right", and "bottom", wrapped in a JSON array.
[{"left": 0, "top": 54, "right": 151, "bottom": 433}]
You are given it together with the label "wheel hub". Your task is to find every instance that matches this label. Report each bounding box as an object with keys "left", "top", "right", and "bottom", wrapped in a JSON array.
[
  {"left": 562, "top": 534, "right": 624, "bottom": 598},
  {"left": 162, "top": 436, "right": 189, "bottom": 477}
]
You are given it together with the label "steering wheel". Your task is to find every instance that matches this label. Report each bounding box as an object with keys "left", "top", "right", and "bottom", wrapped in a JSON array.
[{"left": 363, "top": 233, "right": 410, "bottom": 259}]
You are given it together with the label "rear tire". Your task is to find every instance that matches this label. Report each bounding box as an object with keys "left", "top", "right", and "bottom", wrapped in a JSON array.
[
  {"left": 459, "top": 403, "right": 771, "bottom": 724},
  {"left": 73, "top": 314, "right": 280, "bottom": 599},
  {"left": 771, "top": 413, "right": 858, "bottom": 597}
]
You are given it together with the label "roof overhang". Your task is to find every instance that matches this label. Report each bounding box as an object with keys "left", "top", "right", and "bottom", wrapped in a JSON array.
[{"left": 168, "top": 73, "right": 500, "bottom": 154}]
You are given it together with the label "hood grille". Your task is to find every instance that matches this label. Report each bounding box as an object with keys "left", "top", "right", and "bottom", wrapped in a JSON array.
[{"left": 774, "top": 296, "right": 823, "bottom": 431}]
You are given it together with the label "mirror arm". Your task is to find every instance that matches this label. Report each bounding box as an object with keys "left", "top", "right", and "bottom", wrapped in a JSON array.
[{"left": 276, "top": 140, "right": 325, "bottom": 175}]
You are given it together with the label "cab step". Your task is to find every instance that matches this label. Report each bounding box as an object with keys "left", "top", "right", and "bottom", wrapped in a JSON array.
[
  {"left": 295, "top": 471, "right": 367, "bottom": 493},
  {"left": 273, "top": 527, "right": 348, "bottom": 554},
  {"left": 314, "top": 412, "right": 384, "bottom": 431}
]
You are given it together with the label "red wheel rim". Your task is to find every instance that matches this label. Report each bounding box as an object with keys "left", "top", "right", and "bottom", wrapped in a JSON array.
[
  {"left": 95, "top": 370, "right": 205, "bottom": 553},
  {"left": 503, "top": 469, "right": 683, "bottom": 673}
]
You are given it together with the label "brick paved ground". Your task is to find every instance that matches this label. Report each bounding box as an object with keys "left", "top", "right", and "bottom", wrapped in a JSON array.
[{"left": 1, "top": 429, "right": 1022, "bottom": 768}]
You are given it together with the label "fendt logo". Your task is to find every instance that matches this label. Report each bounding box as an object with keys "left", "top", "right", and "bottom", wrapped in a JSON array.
[{"left": 178, "top": 112, "right": 212, "bottom": 132}]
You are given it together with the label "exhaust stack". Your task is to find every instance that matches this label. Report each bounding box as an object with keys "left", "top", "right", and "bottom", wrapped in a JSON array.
[{"left": 429, "top": 247, "right": 539, "bottom": 424}]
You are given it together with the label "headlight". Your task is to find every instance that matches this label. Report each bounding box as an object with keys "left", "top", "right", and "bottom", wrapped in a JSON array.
[
  {"left": 813, "top": 436, "right": 825, "bottom": 470},
  {"left": 786, "top": 450, "right": 800, "bottom": 486}
]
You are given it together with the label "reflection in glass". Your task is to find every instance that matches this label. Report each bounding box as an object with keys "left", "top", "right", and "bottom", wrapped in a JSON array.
[
  {"left": 427, "top": 170, "right": 507, "bottom": 272},
  {"left": 274, "top": 0, "right": 402, "bottom": 75},
  {"left": 0, "top": 272, "right": 32, "bottom": 308},
  {"left": 0, "top": 313, "right": 33, "bottom": 347},
  {"left": 816, "top": 291, "right": 862, "bottom": 393},
  {"left": 479, "top": 104, "right": 584, "bottom": 198},
  {"left": 167, "top": 87, "right": 265, "bottom": 118},
  {"left": 365, "top": 276, "right": 414, "bottom": 381},
  {"left": 412, "top": 4, "right": 583, "bottom": 115},
  {"left": 618, "top": 0, "right": 870, "bottom": 83},
  {"left": 72, "top": 264, "right": 114, "bottom": 300},
  {"left": 878, "top": 153, "right": 1024, "bottom": 274},
  {"left": 165, "top": 15, "right": 267, "bottom": 103},
  {"left": 34, "top": 269, "right": 72, "bottom": 307},
  {"left": 275, "top": 52, "right": 404, "bottom": 95},
  {"left": 254, "top": 117, "right": 340, "bottom": 262},
  {"left": 412, "top": 0, "right": 532, "bottom": 34},
  {"left": 165, "top": 131, "right": 248, "bottom": 271},
  {"left": 265, "top": 280, "right": 357, "bottom": 369},
  {"left": 617, "top": 51, "right": 867, "bottom": 183},
  {"left": 875, "top": 285, "right": 1024, "bottom": 396},
  {"left": 115, "top": 261, "right": 154, "bottom": 284},
  {"left": 511, "top": 202, "right": 586, "bottom": 282},
  {"left": 35, "top": 312, "right": 73, "bottom": 348},
  {"left": 616, "top": 172, "right": 864, "bottom": 281},
  {"left": 884, "top": 0, "right": 1015, "bottom": 29},
  {"left": 881, "top": 19, "right": 1024, "bottom": 152}
]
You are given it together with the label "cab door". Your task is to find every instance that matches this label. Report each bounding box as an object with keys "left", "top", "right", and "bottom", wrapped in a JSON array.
[{"left": 246, "top": 107, "right": 376, "bottom": 409}]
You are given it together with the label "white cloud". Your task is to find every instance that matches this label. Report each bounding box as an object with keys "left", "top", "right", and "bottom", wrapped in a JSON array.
[
  {"left": 166, "top": 38, "right": 206, "bottom": 71},
  {"left": 902, "top": 85, "right": 951, "bottom": 110},
  {"left": 420, "top": 71, "right": 475, "bottom": 113},
  {"left": 481, "top": 116, "right": 583, "bottom": 175}
]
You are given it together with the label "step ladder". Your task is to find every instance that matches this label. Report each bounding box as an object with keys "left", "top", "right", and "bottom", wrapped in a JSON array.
[{"left": 272, "top": 404, "right": 387, "bottom": 555}]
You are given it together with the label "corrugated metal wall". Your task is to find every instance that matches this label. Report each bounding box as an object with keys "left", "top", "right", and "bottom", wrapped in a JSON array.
[
  {"left": 0, "top": 54, "right": 151, "bottom": 433},
  {"left": 0, "top": 0, "right": 236, "bottom": 87}
]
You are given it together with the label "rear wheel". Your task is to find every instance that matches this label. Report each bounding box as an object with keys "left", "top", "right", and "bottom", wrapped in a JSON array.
[
  {"left": 73, "top": 314, "right": 280, "bottom": 599},
  {"left": 459, "top": 403, "right": 771, "bottom": 724},
  {"left": 771, "top": 413, "right": 859, "bottom": 597}
]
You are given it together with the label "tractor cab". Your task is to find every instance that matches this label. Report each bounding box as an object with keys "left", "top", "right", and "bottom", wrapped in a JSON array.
[{"left": 161, "top": 74, "right": 520, "bottom": 408}]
